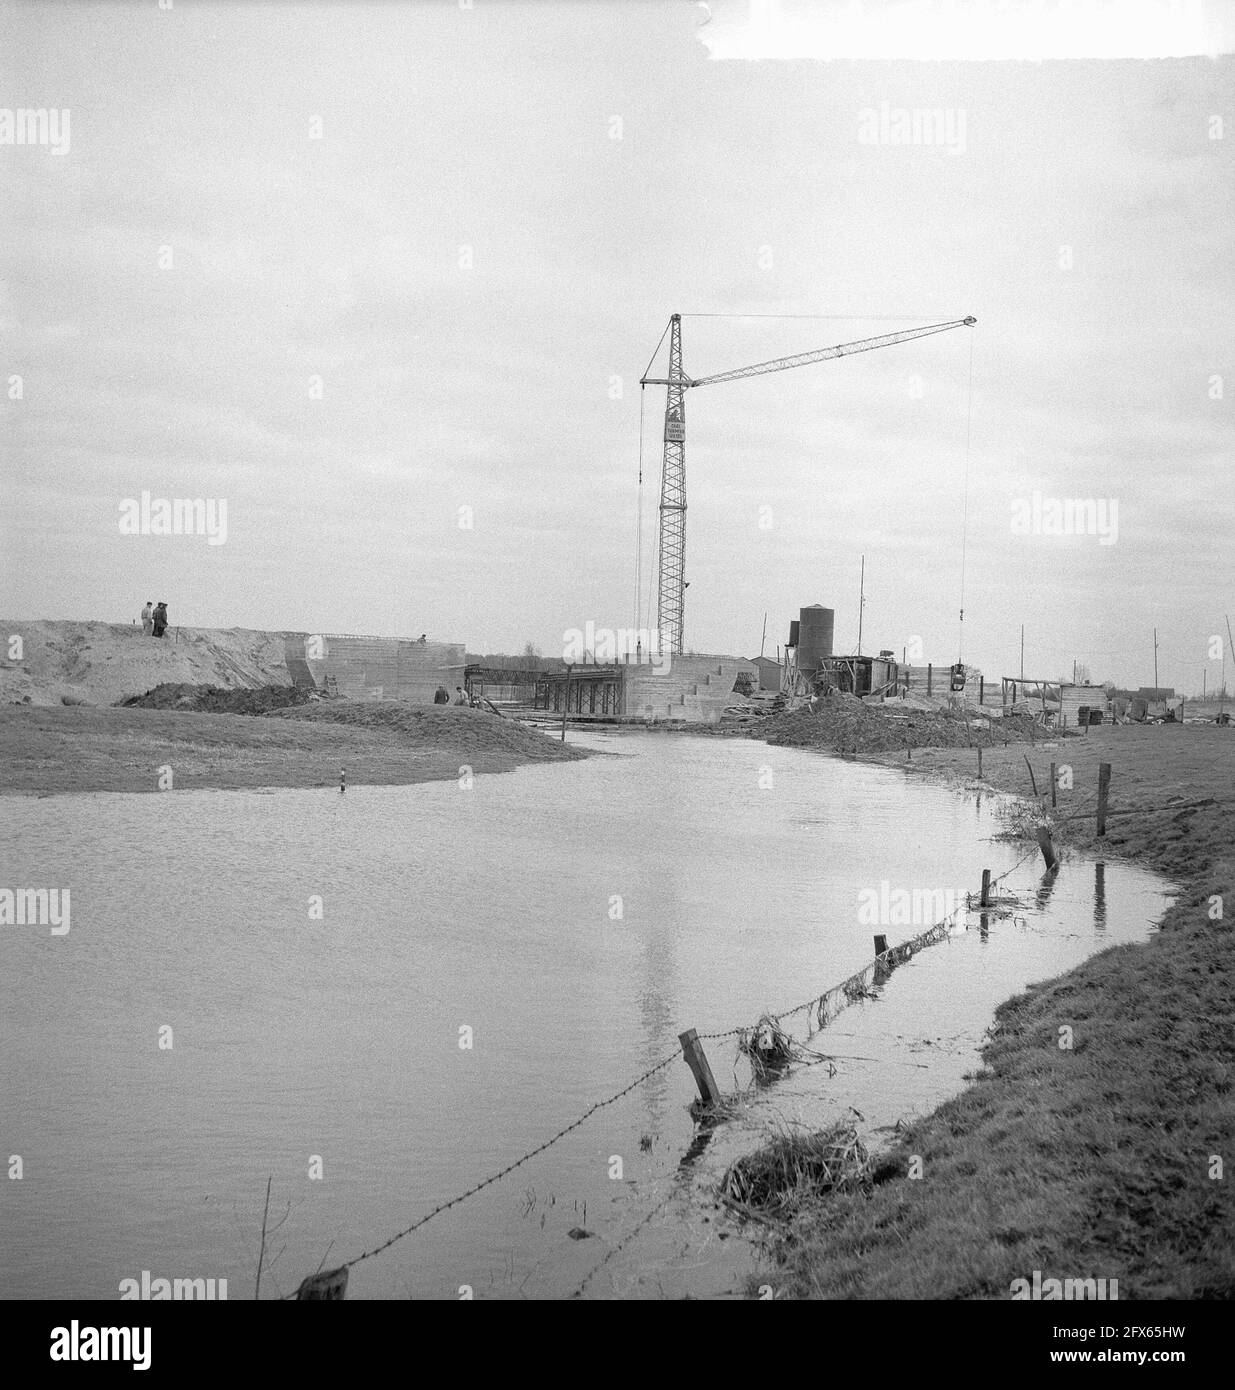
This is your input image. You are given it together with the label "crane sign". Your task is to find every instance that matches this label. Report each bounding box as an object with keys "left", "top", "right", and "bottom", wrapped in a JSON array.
[{"left": 640, "top": 314, "right": 976, "bottom": 657}]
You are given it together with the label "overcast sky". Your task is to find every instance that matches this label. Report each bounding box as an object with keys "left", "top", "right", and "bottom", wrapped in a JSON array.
[{"left": 3, "top": 1, "right": 1232, "bottom": 691}]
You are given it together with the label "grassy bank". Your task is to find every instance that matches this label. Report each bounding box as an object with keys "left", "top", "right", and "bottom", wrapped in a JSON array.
[
  {"left": 755, "top": 722, "right": 1235, "bottom": 1299},
  {"left": 0, "top": 700, "right": 585, "bottom": 795}
]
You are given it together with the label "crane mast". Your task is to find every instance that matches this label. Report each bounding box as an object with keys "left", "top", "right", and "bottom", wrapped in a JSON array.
[{"left": 641, "top": 314, "right": 975, "bottom": 656}]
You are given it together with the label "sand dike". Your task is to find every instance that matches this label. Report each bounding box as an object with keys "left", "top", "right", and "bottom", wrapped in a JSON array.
[{"left": 1, "top": 620, "right": 297, "bottom": 707}]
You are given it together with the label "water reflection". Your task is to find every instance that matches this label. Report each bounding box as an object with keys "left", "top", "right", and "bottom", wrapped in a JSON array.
[{"left": 1, "top": 732, "right": 1174, "bottom": 1300}]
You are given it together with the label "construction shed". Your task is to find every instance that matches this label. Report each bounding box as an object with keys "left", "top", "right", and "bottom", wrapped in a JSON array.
[{"left": 748, "top": 655, "right": 783, "bottom": 691}]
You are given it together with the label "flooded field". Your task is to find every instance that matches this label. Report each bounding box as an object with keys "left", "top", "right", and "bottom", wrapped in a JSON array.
[{"left": 0, "top": 731, "right": 1173, "bottom": 1299}]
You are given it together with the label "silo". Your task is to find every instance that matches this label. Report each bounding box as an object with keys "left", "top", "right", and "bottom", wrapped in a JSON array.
[{"left": 797, "top": 605, "right": 835, "bottom": 673}]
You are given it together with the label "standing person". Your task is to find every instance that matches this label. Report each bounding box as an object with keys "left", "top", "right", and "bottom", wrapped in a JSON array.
[
  {"left": 152, "top": 601, "right": 167, "bottom": 638},
  {"left": 433, "top": 685, "right": 449, "bottom": 704},
  {"left": 141, "top": 601, "right": 153, "bottom": 636}
]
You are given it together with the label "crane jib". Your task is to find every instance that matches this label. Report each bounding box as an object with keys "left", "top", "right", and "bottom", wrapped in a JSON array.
[{"left": 645, "top": 311, "right": 974, "bottom": 656}]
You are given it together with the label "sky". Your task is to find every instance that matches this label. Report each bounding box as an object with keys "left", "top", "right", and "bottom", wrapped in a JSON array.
[{"left": 2, "top": 0, "right": 1232, "bottom": 693}]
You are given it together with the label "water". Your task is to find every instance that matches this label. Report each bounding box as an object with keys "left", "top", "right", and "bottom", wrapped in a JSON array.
[{"left": 0, "top": 731, "right": 1173, "bottom": 1299}]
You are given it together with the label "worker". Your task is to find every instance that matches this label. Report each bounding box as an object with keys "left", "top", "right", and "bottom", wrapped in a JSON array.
[
  {"left": 141, "top": 601, "right": 153, "bottom": 636},
  {"left": 152, "top": 601, "right": 168, "bottom": 638},
  {"left": 433, "top": 685, "right": 449, "bottom": 704},
  {"left": 454, "top": 686, "right": 467, "bottom": 705}
]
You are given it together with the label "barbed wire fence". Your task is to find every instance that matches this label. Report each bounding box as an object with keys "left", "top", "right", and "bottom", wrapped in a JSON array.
[{"left": 289, "top": 778, "right": 1114, "bottom": 1298}]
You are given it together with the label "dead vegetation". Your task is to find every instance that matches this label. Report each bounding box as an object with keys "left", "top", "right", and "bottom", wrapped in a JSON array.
[{"left": 722, "top": 1123, "right": 872, "bottom": 1220}]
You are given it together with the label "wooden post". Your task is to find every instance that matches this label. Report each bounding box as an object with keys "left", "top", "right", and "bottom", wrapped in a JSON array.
[
  {"left": 980, "top": 870, "right": 991, "bottom": 907},
  {"left": 1023, "top": 754, "right": 1039, "bottom": 797},
  {"left": 1096, "top": 761, "right": 1111, "bottom": 837},
  {"left": 339, "top": 768, "right": 346, "bottom": 794},
  {"left": 979, "top": 675, "right": 985, "bottom": 705},
  {"left": 873, "top": 934, "right": 888, "bottom": 956},
  {"left": 296, "top": 1267, "right": 349, "bottom": 1300},
  {"left": 977, "top": 745, "right": 983, "bottom": 778},
  {"left": 907, "top": 743, "right": 911, "bottom": 761},
  {"left": 927, "top": 663, "right": 933, "bottom": 696},
  {"left": 560, "top": 664, "right": 572, "bottom": 742},
  {"left": 1036, "top": 824, "right": 1058, "bottom": 871},
  {"left": 1050, "top": 761, "right": 1057, "bottom": 808},
  {"left": 678, "top": 1029, "right": 721, "bottom": 1107}
]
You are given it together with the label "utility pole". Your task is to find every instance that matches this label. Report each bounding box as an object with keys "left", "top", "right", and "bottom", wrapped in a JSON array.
[
  {"left": 1153, "top": 627, "right": 1159, "bottom": 695},
  {"left": 1020, "top": 624, "right": 1024, "bottom": 681},
  {"left": 856, "top": 555, "right": 865, "bottom": 656},
  {"left": 759, "top": 611, "right": 767, "bottom": 660}
]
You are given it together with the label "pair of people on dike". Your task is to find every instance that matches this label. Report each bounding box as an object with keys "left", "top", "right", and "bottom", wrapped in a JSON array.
[{"left": 140, "top": 601, "right": 169, "bottom": 637}]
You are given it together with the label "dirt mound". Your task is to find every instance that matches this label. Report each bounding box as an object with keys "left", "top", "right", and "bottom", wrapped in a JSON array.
[
  {"left": 763, "top": 692, "right": 1045, "bottom": 755},
  {"left": 270, "top": 699, "right": 586, "bottom": 763},
  {"left": 119, "top": 683, "right": 314, "bottom": 714},
  {"left": 1, "top": 620, "right": 296, "bottom": 706}
]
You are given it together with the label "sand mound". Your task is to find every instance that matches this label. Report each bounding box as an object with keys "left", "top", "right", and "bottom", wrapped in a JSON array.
[
  {"left": 0, "top": 620, "right": 296, "bottom": 707},
  {"left": 120, "top": 683, "right": 314, "bottom": 714},
  {"left": 763, "top": 692, "right": 1043, "bottom": 755},
  {"left": 271, "top": 699, "right": 586, "bottom": 762}
]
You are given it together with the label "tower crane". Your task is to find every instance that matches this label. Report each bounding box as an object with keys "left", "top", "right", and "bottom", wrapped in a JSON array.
[{"left": 640, "top": 314, "right": 976, "bottom": 656}]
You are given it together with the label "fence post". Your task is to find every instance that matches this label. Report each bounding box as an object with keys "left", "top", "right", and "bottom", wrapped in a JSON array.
[
  {"left": 1036, "top": 825, "right": 1059, "bottom": 871},
  {"left": 1024, "top": 754, "right": 1039, "bottom": 797},
  {"left": 977, "top": 745, "right": 983, "bottom": 778},
  {"left": 979, "top": 675, "right": 985, "bottom": 705},
  {"left": 980, "top": 869, "right": 992, "bottom": 907},
  {"left": 927, "top": 663, "right": 933, "bottom": 696},
  {"left": 1097, "top": 762, "right": 1112, "bottom": 837},
  {"left": 560, "top": 664, "right": 572, "bottom": 742},
  {"left": 678, "top": 1028, "right": 721, "bottom": 1107},
  {"left": 873, "top": 934, "right": 888, "bottom": 956},
  {"left": 1050, "top": 761, "right": 1057, "bottom": 808},
  {"left": 296, "top": 1267, "right": 349, "bottom": 1300}
]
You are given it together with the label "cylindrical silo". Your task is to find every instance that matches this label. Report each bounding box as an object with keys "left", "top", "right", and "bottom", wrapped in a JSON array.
[{"left": 797, "top": 605, "right": 835, "bottom": 673}]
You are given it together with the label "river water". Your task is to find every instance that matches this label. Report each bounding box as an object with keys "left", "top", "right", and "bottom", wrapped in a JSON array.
[{"left": 0, "top": 731, "right": 1172, "bottom": 1300}]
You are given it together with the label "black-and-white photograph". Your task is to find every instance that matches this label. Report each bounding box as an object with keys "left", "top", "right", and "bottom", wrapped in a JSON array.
[{"left": 2, "top": 0, "right": 1233, "bottom": 1350}]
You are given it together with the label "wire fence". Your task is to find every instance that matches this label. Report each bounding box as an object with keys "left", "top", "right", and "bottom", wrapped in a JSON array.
[
  {"left": 283, "top": 750, "right": 1176, "bottom": 1298},
  {"left": 286, "top": 799, "right": 1090, "bottom": 1296}
]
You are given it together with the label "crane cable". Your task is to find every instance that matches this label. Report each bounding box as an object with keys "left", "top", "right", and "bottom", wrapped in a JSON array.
[
  {"left": 957, "top": 326, "right": 975, "bottom": 665},
  {"left": 635, "top": 388, "right": 645, "bottom": 634}
]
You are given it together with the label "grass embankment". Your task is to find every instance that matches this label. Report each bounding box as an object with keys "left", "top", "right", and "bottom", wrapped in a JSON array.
[
  {"left": 753, "top": 721, "right": 1235, "bottom": 1299},
  {"left": 0, "top": 699, "right": 585, "bottom": 795}
]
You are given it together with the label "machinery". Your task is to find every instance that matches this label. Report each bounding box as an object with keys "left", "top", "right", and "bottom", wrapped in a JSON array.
[{"left": 640, "top": 314, "right": 976, "bottom": 656}]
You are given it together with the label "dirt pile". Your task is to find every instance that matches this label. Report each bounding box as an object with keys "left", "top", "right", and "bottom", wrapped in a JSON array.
[
  {"left": 0, "top": 620, "right": 296, "bottom": 706},
  {"left": 119, "top": 683, "right": 314, "bottom": 714},
  {"left": 762, "top": 692, "right": 1045, "bottom": 755},
  {"left": 271, "top": 700, "right": 586, "bottom": 764}
]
